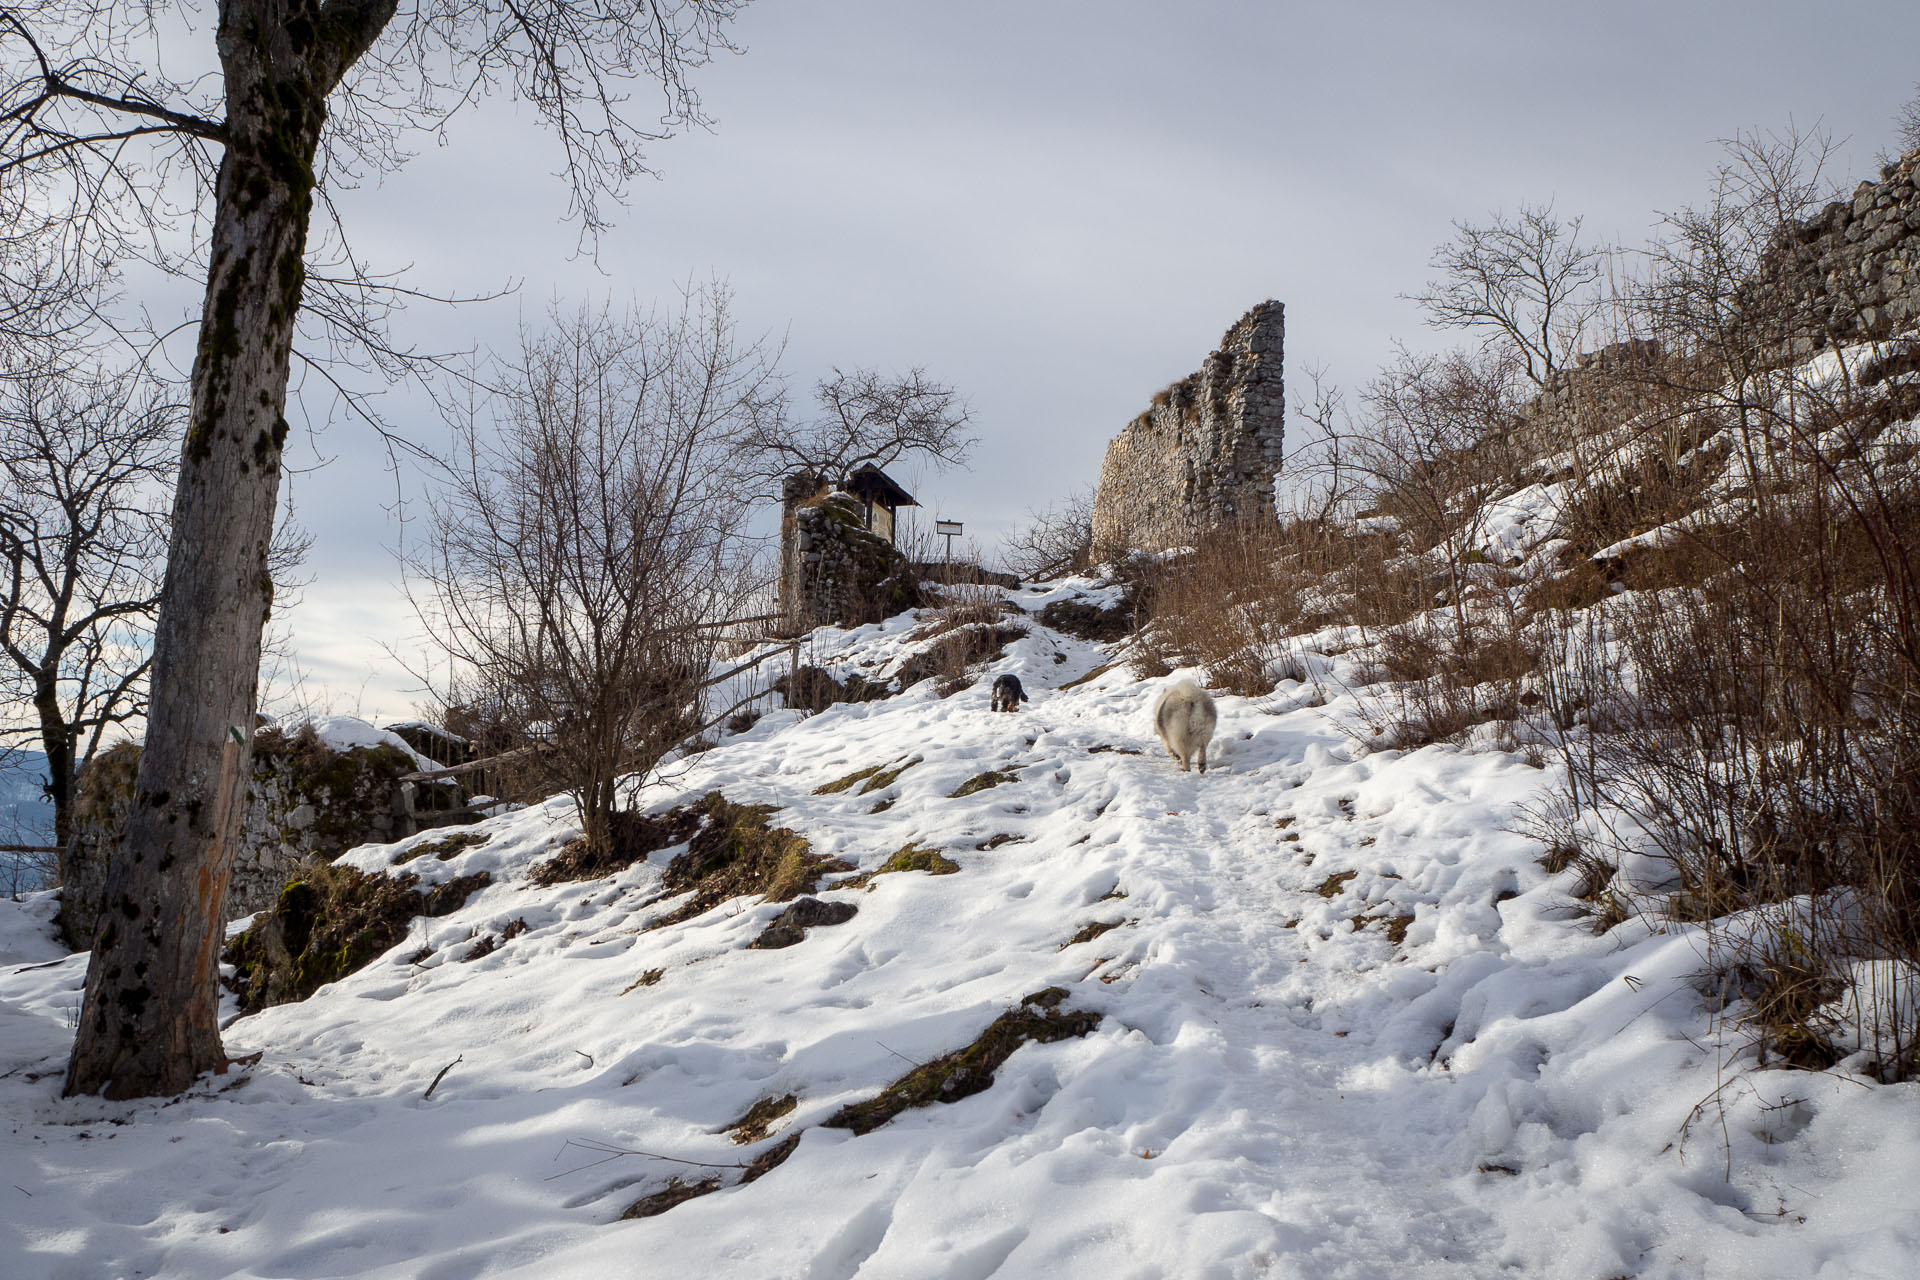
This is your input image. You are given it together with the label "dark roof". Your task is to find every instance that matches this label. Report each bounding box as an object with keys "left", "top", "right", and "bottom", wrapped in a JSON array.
[{"left": 845, "top": 464, "right": 918, "bottom": 509}]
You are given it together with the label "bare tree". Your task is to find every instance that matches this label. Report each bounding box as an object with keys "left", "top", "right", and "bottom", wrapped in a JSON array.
[
  {"left": 1408, "top": 202, "right": 1606, "bottom": 388},
  {"left": 0, "top": 0, "right": 749, "bottom": 1099},
  {"left": 0, "top": 362, "right": 171, "bottom": 858},
  {"left": 413, "top": 291, "right": 772, "bottom": 857},
  {"left": 741, "top": 365, "right": 974, "bottom": 492},
  {"left": 1002, "top": 486, "right": 1093, "bottom": 581}
]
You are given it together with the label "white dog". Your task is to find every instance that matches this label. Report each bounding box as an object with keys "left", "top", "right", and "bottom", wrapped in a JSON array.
[{"left": 1153, "top": 678, "right": 1217, "bottom": 774}]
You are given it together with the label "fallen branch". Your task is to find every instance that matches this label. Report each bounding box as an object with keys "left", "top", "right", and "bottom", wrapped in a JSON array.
[
  {"left": 423, "top": 1054, "right": 464, "bottom": 1100},
  {"left": 545, "top": 1137, "right": 749, "bottom": 1181}
]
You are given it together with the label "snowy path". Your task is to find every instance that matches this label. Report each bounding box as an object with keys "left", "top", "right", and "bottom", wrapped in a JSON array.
[{"left": 5, "top": 584, "right": 1918, "bottom": 1279}]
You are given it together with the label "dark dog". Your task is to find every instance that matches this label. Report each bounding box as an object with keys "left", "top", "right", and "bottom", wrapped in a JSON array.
[{"left": 990, "top": 673, "right": 1030, "bottom": 712}]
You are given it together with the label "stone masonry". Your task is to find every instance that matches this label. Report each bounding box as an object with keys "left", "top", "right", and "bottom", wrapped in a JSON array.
[
  {"left": 60, "top": 730, "right": 419, "bottom": 948},
  {"left": 1090, "top": 301, "right": 1285, "bottom": 553},
  {"left": 777, "top": 474, "right": 910, "bottom": 633},
  {"left": 1760, "top": 146, "right": 1920, "bottom": 354},
  {"left": 1526, "top": 151, "right": 1920, "bottom": 451}
]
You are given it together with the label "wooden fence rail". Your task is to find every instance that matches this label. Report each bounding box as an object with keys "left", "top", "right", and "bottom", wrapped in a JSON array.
[{"left": 390, "top": 638, "right": 804, "bottom": 837}]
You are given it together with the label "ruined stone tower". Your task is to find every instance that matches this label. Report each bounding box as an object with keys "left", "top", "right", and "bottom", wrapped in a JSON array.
[{"left": 1089, "top": 301, "right": 1284, "bottom": 553}]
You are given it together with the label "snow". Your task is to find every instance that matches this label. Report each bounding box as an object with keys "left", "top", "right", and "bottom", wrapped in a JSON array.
[
  {"left": 1468, "top": 482, "right": 1568, "bottom": 565},
  {"left": 3, "top": 583, "right": 1919, "bottom": 1278},
  {"left": 279, "top": 714, "right": 441, "bottom": 771}
]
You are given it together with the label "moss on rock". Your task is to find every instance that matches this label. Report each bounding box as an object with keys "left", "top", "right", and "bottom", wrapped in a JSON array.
[
  {"left": 838, "top": 842, "right": 961, "bottom": 891},
  {"left": 391, "top": 830, "right": 489, "bottom": 866},
  {"left": 224, "top": 863, "right": 490, "bottom": 1011},
  {"left": 822, "top": 988, "right": 1100, "bottom": 1136}
]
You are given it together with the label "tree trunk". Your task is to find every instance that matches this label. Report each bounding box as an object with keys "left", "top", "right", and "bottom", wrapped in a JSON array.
[
  {"left": 64, "top": 12, "right": 328, "bottom": 1099},
  {"left": 31, "top": 673, "right": 75, "bottom": 853}
]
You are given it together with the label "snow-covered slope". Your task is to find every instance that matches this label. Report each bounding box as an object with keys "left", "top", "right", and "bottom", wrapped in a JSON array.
[{"left": 3, "top": 580, "right": 1916, "bottom": 1279}]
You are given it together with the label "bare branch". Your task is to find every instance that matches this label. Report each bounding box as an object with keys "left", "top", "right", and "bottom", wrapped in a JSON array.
[{"left": 1407, "top": 202, "right": 1607, "bottom": 387}]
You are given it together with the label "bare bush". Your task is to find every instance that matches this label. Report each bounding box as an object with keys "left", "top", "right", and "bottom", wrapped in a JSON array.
[
  {"left": 1003, "top": 486, "right": 1094, "bottom": 581},
  {"left": 1880, "top": 83, "right": 1920, "bottom": 169},
  {"left": 1528, "top": 127, "right": 1920, "bottom": 1074},
  {"left": 412, "top": 291, "right": 772, "bottom": 855}
]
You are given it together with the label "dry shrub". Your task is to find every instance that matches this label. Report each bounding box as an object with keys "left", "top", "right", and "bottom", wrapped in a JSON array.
[
  {"left": 911, "top": 583, "right": 1012, "bottom": 639},
  {"left": 1553, "top": 442, "right": 1920, "bottom": 1073},
  {"left": 1128, "top": 520, "right": 1340, "bottom": 694},
  {"left": 895, "top": 622, "right": 1027, "bottom": 695},
  {"left": 772, "top": 664, "right": 889, "bottom": 712},
  {"left": 1349, "top": 596, "right": 1542, "bottom": 750},
  {"left": 1556, "top": 438, "right": 1722, "bottom": 559}
]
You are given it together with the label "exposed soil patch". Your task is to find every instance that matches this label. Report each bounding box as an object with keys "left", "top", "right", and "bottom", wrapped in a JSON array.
[
  {"left": 225, "top": 864, "right": 491, "bottom": 1012},
  {"left": 822, "top": 988, "right": 1100, "bottom": 1136},
  {"left": 1060, "top": 662, "right": 1118, "bottom": 692},
  {"left": 774, "top": 665, "right": 892, "bottom": 713},
  {"left": 750, "top": 896, "right": 859, "bottom": 949},
  {"left": 620, "top": 968, "right": 665, "bottom": 994},
  {"left": 392, "top": 831, "right": 490, "bottom": 866},
  {"left": 649, "top": 794, "right": 852, "bottom": 929},
  {"left": 531, "top": 806, "right": 704, "bottom": 887},
  {"left": 1315, "top": 871, "right": 1358, "bottom": 898},
  {"left": 739, "top": 1134, "right": 801, "bottom": 1184},
  {"left": 1038, "top": 598, "right": 1135, "bottom": 643},
  {"left": 726, "top": 1094, "right": 798, "bottom": 1144},
  {"left": 949, "top": 768, "right": 1019, "bottom": 799},
  {"left": 858, "top": 757, "right": 920, "bottom": 794},
  {"left": 1063, "top": 919, "right": 1124, "bottom": 948},
  {"left": 814, "top": 763, "right": 884, "bottom": 795},
  {"left": 621, "top": 1178, "right": 722, "bottom": 1220},
  {"left": 894, "top": 623, "right": 1028, "bottom": 694},
  {"left": 816, "top": 756, "right": 921, "bottom": 797}
]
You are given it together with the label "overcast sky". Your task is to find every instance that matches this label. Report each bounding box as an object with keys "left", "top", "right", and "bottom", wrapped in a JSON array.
[{"left": 229, "top": 0, "right": 1919, "bottom": 722}]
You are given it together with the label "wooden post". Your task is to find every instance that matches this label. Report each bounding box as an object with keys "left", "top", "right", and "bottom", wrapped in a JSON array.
[{"left": 392, "top": 780, "right": 417, "bottom": 840}]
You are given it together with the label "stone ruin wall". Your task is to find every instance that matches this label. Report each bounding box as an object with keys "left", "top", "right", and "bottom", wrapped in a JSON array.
[
  {"left": 60, "top": 736, "right": 418, "bottom": 949},
  {"left": 1528, "top": 151, "right": 1920, "bottom": 449},
  {"left": 1526, "top": 337, "right": 1672, "bottom": 449},
  {"left": 778, "top": 476, "right": 908, "bottom": 634},
  {"left": 1089, "top": 301, "right": 1285, "bottom": 554},
  {"left": 1757, "top": 147, "right": 1920, "bottom": 354}
]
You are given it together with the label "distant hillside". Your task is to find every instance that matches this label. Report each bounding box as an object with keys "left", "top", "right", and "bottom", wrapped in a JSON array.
[{"left": 0, "top": 751, "right": 53, "bottom": 847}]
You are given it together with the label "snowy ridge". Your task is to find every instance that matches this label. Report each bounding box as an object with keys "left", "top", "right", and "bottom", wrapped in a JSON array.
[{"left": 3, "top": 578, "right": 1917, "bottom": 1278}]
